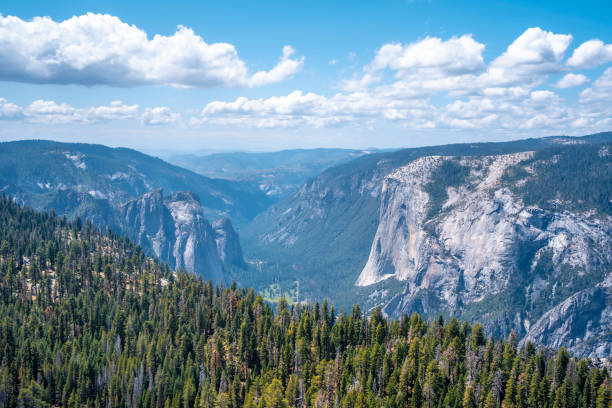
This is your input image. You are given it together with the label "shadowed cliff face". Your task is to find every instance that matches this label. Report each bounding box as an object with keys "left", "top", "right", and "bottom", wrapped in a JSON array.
[
  {"left": 119, "top": 189, "right": 230, "bottom": 284},
  {"left": 212, "top": 218, "right": 247, "bottom": 269}
]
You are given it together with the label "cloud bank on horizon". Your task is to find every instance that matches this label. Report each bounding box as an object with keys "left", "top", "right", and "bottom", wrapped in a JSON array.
[{"left": 0, "top": 12, "right": 610, "bottom": 141}]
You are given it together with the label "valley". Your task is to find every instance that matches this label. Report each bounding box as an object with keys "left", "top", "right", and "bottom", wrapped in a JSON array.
[{"left": 1, "top": 133, "right": 612, "bottom": 359}]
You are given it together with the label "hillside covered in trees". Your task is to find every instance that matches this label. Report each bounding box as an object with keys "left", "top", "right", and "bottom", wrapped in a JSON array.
[{"left": 0, "top": 196, "right": 610, "bottom": 407}]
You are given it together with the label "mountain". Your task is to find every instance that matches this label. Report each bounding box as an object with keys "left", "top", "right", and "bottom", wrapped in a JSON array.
[
  {"left": 358, "top": 147, "right": 612, "bottom": 356},
  {"left": 1, "top": 196, "right": 610, "bottom": 407},
  {"left": 0, "top": 140, "right": 253, "bottom": 281},
  {"left": 0, "top": 139, "right": 271, "bottom": 222},
  {"left": 242, "top": 132, "right": 612, "bottom": 357},
  {"left": 119, "top": 189, "right": 225, "bottom": 283},
  {"left": 163, "top": 148, "right": 376, "bottom": 198}
]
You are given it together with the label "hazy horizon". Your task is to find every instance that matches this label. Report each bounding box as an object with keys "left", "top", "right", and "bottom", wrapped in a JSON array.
[{"left": 3, "top": 130, "right": 611, "bottom": 157}]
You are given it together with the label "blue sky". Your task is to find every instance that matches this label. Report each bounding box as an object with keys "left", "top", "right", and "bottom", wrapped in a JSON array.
[{"left": 0, "top": 0, "right": 611, "bottom": 152}]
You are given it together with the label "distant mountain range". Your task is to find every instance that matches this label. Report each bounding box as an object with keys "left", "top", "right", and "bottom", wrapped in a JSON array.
[
  {"left": 162, "top": 148, "right": 378, "bottom": 198},
  {"left": 0, "top": 140, "right": 271, "bottom": 223},
  {"left": 0, "top": 140, "right": 269, "bottom": 282}
]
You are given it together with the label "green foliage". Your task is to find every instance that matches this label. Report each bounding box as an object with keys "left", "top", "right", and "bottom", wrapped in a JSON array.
[
  {"left": 503, "top": 142, "right": 612, "bottom": 215},
  {"left": 0, "top": 197, "right": 610, "bottom": 407}
]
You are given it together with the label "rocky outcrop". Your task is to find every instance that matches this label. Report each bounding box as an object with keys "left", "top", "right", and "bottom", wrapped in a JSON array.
[
  {"left": 357, "top": 153, "right": 539, "bottom": 303},
  {"left": 120, "top": 189, "right": 176, "bottom": 265},
  {"left": 522, "top": 285, "right": 612, "bottom": 358},
  {"left": 212, "top": 218, "right": 247, "bottom": 269},
  {"left": 356, "top": 156, "right": 445, "bottom": 286},
  {"left": 120, "top": 189, "right": 225, "bottom": 283},
  {"left": 355, "top": 152, "right": 612, "bottom": 356}
]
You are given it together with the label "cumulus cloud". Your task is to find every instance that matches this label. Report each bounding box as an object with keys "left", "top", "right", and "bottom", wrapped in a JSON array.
[
  {"left": 84, "top": 101, "right": 139, "bottom": 121},
  {"left": 492, "top": 28, "right": 571, "bottom": 69},
  {"left": 247, "top": 46, "right": 304, "bottom": 87},
  {"left": 24, "top": 100, "right": 139, "bottom": 123},
  {"left": 339, "top": 73, "right": 380, "bottom": 92},
  {"left": 332, "top": 28, "right": 576, "bottom": 102},
  {"left": 483, "top": 27, "right": 572, "bottom": 87},
  {"left": 367, "top": 35, "right": 486, "bottom": 74},
  {"left": 2, "top": 24, "right": 610, "bottom": 136},
  {"left": 575, "top": 69, "right": 612, "bottom": 129},
  {"left": 196, "top": 90, "right": 434, "bottom": 128},
  {"left": 0, "top": 13, "right": 303, "bottom": 88},
  {"left": 567, "top": 39, "right": 612, "bottom": 69},
  {"left": 194, "top": 27, "right": 596, "bottom": 132},
  {"left": 556, "top": 73, "right": 588, "bottom": 88}
]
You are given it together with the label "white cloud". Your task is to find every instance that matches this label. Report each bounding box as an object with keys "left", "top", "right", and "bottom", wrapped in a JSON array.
[
  {"left": 492, "top": 28, "right": 571, "bottom": 69},
  {"left": 0, "top": 13, "right": 303, "bottom": 88},
  {"left": 187, "top": 28, "right": 611, "bottom": 134},
  {"left": 580, "top": 67, "right": 612, "bottom": 104},
  {"left": 142, "top": 106, "right": 180, "bottom": 125},
  {"left": 0, "top": 98, "right": 141, "bottom": 123},
  {"left": 339, "top": 73, "right": 380, "bottom": 92},
  {"left": 332, "top": 28, "right": 575, "bottom": 102},
  {"left": 556, "top": 73, "right": 588, "bottom": 88},
  {"left": 84, "top": 101, "right": 139, "bottom": 121},
  {"left": 2, "top": 25, "right": 610, "bottom": 137},
  {"left": 0, "top": 97, "right": 24, "bottom": 119},
  {"left": 26, "top": 100, "right": 77, "bottom": 123},
  {"left": 196, "top": 90, "right": 434, "bottom": 128},
  {"left": 247, "top": 46, "right": 304, "bottom": 87},
  {"left": 483, "top": 27, "right": 572, "bottom": 87},
  {"left": 567, "top": 39, "right": 612, "bottom": 69},
  {"left": 28, "top": 100, "right": 139, "bottom": 123},
  {"left": 367, "top": 35, "right": 486, "bottom": 74},
  {"left": 529, "top": 90, "right": 558, "bottom": 102}
]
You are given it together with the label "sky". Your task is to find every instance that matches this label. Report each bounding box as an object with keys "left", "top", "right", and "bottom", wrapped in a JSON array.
[{"left": 0, "top": 0, "right": 611, "bottom": 152}]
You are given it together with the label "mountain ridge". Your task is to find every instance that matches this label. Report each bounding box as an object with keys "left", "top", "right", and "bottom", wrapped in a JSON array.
[
  {"left": 0, "top": 140, "right": 254, "bottom": 281},
  {"left": 241, "top": 132, "right": 612, "bottom": 357}
]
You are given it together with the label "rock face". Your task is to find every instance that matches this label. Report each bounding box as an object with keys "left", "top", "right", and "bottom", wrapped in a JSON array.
[
  {"left": 120, "top": 189, "right": 225, "bottom": 283},
  {"left": 0, "top": 140, "right": 257, "bottom": 284},
  {"left": 358, "top": 153, "right": 538, "bottom": 301},
  {"left": 212, "top": 218, "right": 247, "bottom": 269},
  {"left": 522, "top": 285, "right": 612, "bottom": 358},
  {"left": 355, "top": 151, "right": 612, "bottom": 356},
  {"left": 120, "top": 189, "right": 176, "bottom": 265},
  {"left": 357, "top": 156, "right": 446, "bottom": 287},
  {"left": 245, "top": 135, "right": 612, "bottom": 357}
]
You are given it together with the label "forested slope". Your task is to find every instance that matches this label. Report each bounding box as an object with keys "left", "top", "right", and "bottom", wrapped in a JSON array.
[{"left": 0, "top": 197, "right": 610, "bottom": 407}]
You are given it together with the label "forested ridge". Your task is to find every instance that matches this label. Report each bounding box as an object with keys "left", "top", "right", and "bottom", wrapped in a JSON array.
[{"left": 0, "top": 196, "right": 610, "bottom": 408}]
